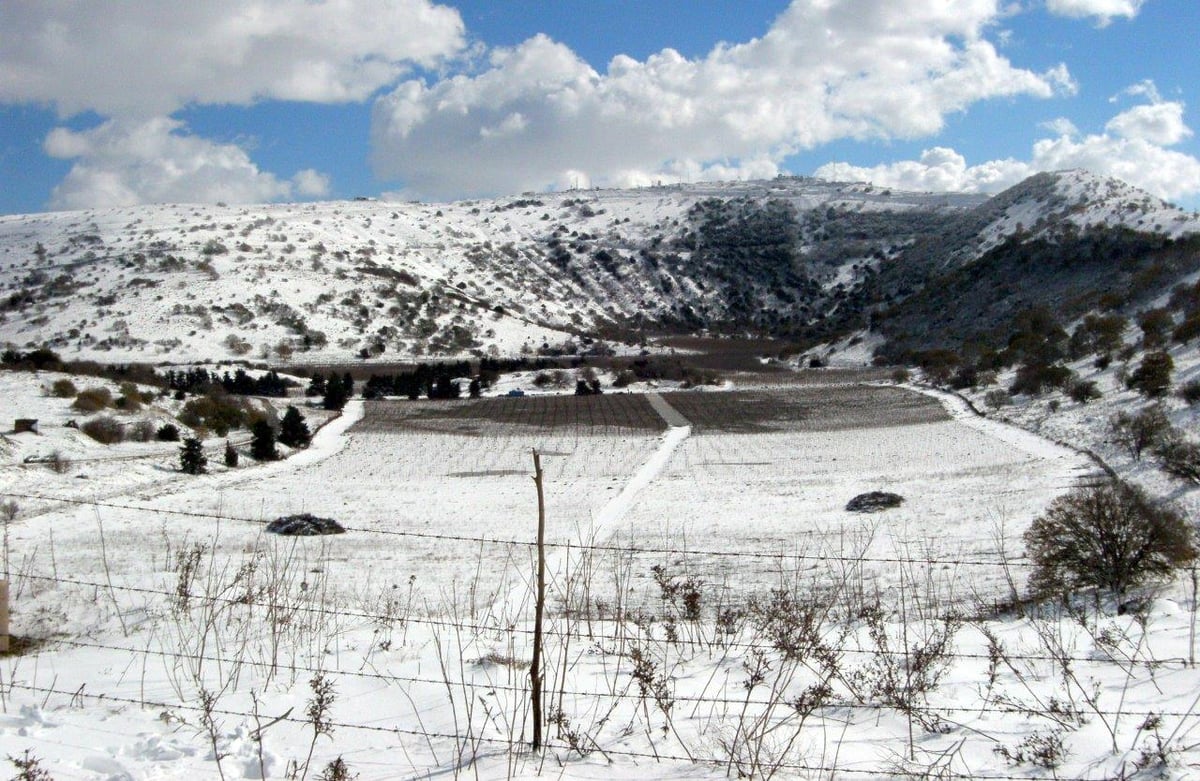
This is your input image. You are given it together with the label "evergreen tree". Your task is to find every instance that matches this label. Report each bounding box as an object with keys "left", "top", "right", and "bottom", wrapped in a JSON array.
[
  {"left": 250, "top": 420, "right": 279, "bottom": 461},
  {"left": 306, "top": 373, "right": 327, "bottom": 397},
  {"left": 468, "top": 378, "right": 482, "bottom": 398},
  {"left": 430, "top": 375, "right": 461, "bottom": 399},
  {"left": 322, "top": 374, "right": 348, "bottom": 411},
  {"left": 278, "top": 406, "right": 311, "bottom": 448},
  {"left": 224, "top": 439, "right": 239, "bottom": 467},
  {"left": 342, "top": 372, "right": 355, "bottom": 398},
  {"left": 180, "top": 437, "right": 208, "bottom": 474}
]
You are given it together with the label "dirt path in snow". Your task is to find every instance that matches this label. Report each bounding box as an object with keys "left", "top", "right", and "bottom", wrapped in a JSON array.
[
  {"left": 588, "top": 393, "right": 691, "bottom": 531},
  {"left": 495, "top": 393, "right": 692, "bottom": 616}
]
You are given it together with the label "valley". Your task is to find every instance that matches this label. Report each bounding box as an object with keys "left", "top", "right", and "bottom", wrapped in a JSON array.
[{"left": 2, "top": 171, "right": 1200, "bottom": 779}]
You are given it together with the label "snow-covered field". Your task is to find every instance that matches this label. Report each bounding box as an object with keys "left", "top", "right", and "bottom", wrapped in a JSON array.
[{"left": 1, "top": 369, "right": 1198, "bottom": 780}]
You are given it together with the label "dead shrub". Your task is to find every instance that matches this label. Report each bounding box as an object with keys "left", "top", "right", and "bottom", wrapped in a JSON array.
[
  {"left": 131, "top": 419, "right": 157, "bottom": 442},
  {"left": 50, "top": 378, "right": 77, "bottom": 398},
  {"left": 72, "top": 386, "right": 113, "bottom": 412},
  {"left": 1154, "top": 435, "right": 1200, "bottom": 483},
  {"left": 81, "top": 416, "right": 125, "bottom": 444},
  {"left": 46, "top": 451, "right": 70, "bottom": 474}
]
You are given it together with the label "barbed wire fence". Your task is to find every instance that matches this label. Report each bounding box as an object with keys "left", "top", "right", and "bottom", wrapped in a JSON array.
[{"left": 0, "top": 488, "right": 1196, "bottom": 780}]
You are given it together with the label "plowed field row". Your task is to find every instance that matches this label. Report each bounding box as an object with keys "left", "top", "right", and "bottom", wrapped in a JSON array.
[
  {"left": 355, "top": 384, "right": 947, "bottom": 436},
  {"left": 355, "top": 392, "right": 667, "bottom": 435}
]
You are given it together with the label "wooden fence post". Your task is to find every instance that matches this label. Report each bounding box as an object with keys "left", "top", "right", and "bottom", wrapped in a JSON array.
[
  {"left": 0, "top": 580, "right": 9, "bottom": 653},
  {"left": 530, "top": 450, "right": 546, "bottom": 750}
]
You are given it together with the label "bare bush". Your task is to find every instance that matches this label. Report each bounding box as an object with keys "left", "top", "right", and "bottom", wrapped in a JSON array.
[
  {"left": 1154, "top": 435, "right": 1200, "bottom": 483},
  {"left": 49, "top": 378, "right": 77, "bottom": 398},
  {"left": 298, "top": 673, "right": 337, "bottom": 781},
  {"left": 1109, "top": 405, "right": 1170, "bottom": 461},
  {"left": 849, "top": 600, "right": 959, "bottom": 731},
  {"left": 72, "top": 386, "right": 112, "bottom": 412},
  {"left": 81, "top": 416, "right": 124, "bottom": 444},
  {"left": 131, "top": 419, "right": 157, "bottom": 442},
  {"left": 1024, "top": 480, "right": 1194, "bottom": 602},
  {"left": 984, "top": 389, "right": 1011, "bottom": 409},
  {"left": 6, "top": 749, "right": 54, "bottom": 780},
  {"left": 994, "top": 728, "right": 1068, "bottom": 770},
  {"left": 316, "top": 757, "right": 356, "bottom": 781},
  {"left": 46, "top": 450, "right": 70, "bottom": 474},
  {"left": 750, "top": 589, "right": 831, "bottom": 661}
]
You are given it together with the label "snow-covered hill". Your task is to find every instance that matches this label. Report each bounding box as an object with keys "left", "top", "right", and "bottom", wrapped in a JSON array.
[
  {"left": 0, "top": 171, "right": 1195, "bottom": 365},
  {"left": 971, "top": 169, "right": 1200, "bottom": 257}
]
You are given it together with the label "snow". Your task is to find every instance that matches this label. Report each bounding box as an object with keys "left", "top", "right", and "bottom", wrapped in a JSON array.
[
  {"left": 4, "top": 167, "right": 1200, "bottom": 776},
  {"left": 975, "top": 168, "right": 1200, "bottom": 255},
  {"left": 4, "top": 366, "right": 1197, "bottom": 780},
  {"left": 0, "top": 176, "right": 986, "bottom": 365}
]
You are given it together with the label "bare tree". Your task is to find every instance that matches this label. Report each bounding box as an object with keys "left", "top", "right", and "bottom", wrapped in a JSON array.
[{"left": 1024, "top": 480, "right": 1194, "bottom": 603}]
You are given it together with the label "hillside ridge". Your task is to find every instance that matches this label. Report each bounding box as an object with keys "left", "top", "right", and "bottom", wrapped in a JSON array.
[{"left": 1, "top": 170, "right": 1196, "bottom": 364}]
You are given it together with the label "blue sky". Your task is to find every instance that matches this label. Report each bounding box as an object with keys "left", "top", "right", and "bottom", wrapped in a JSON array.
[{"left": 1, "top": 0, "right": 1197, "bottom": 215}]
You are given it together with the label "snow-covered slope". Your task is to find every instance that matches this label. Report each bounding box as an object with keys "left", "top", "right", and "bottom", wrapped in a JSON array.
[
  {"left": 972, "top": 169, "right": 1200, "bottom": 256},
  {"left": 0, "top": 171, "right": 1195, "bottom": 365}
]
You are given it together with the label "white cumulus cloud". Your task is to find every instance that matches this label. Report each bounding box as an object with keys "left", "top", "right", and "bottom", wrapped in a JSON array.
[
  {"left": 1105, "top": 101, "right": 1191, "bottom": 145},
  {"left": 0, "top": 0, "right": 466, "bottom": 117},
  {"left": 815, "top": 148, "right": 1033, "bottom": 194},
  {"left": 813, "top": 95, "right": 1200, "bottom": 202},
  {"left": 292, "top": 169, "right": 332, "bottom": 198},
  {"left": 371, "top": 0, "right": 1072, "bottom": 199},
  {"left": 44, "top": 117, "right": 330, "bottom": 210},
  {"left": 1045, "top": 0, "right": 1145, "bottom": 26},
  {"left": 3, "top": 1, "right": 462, "bottom": 208}
]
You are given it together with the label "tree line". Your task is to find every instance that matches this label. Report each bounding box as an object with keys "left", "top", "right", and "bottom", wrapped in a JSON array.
[{"left": 165, "top": 367, "right": 298, "bottom": 398}]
